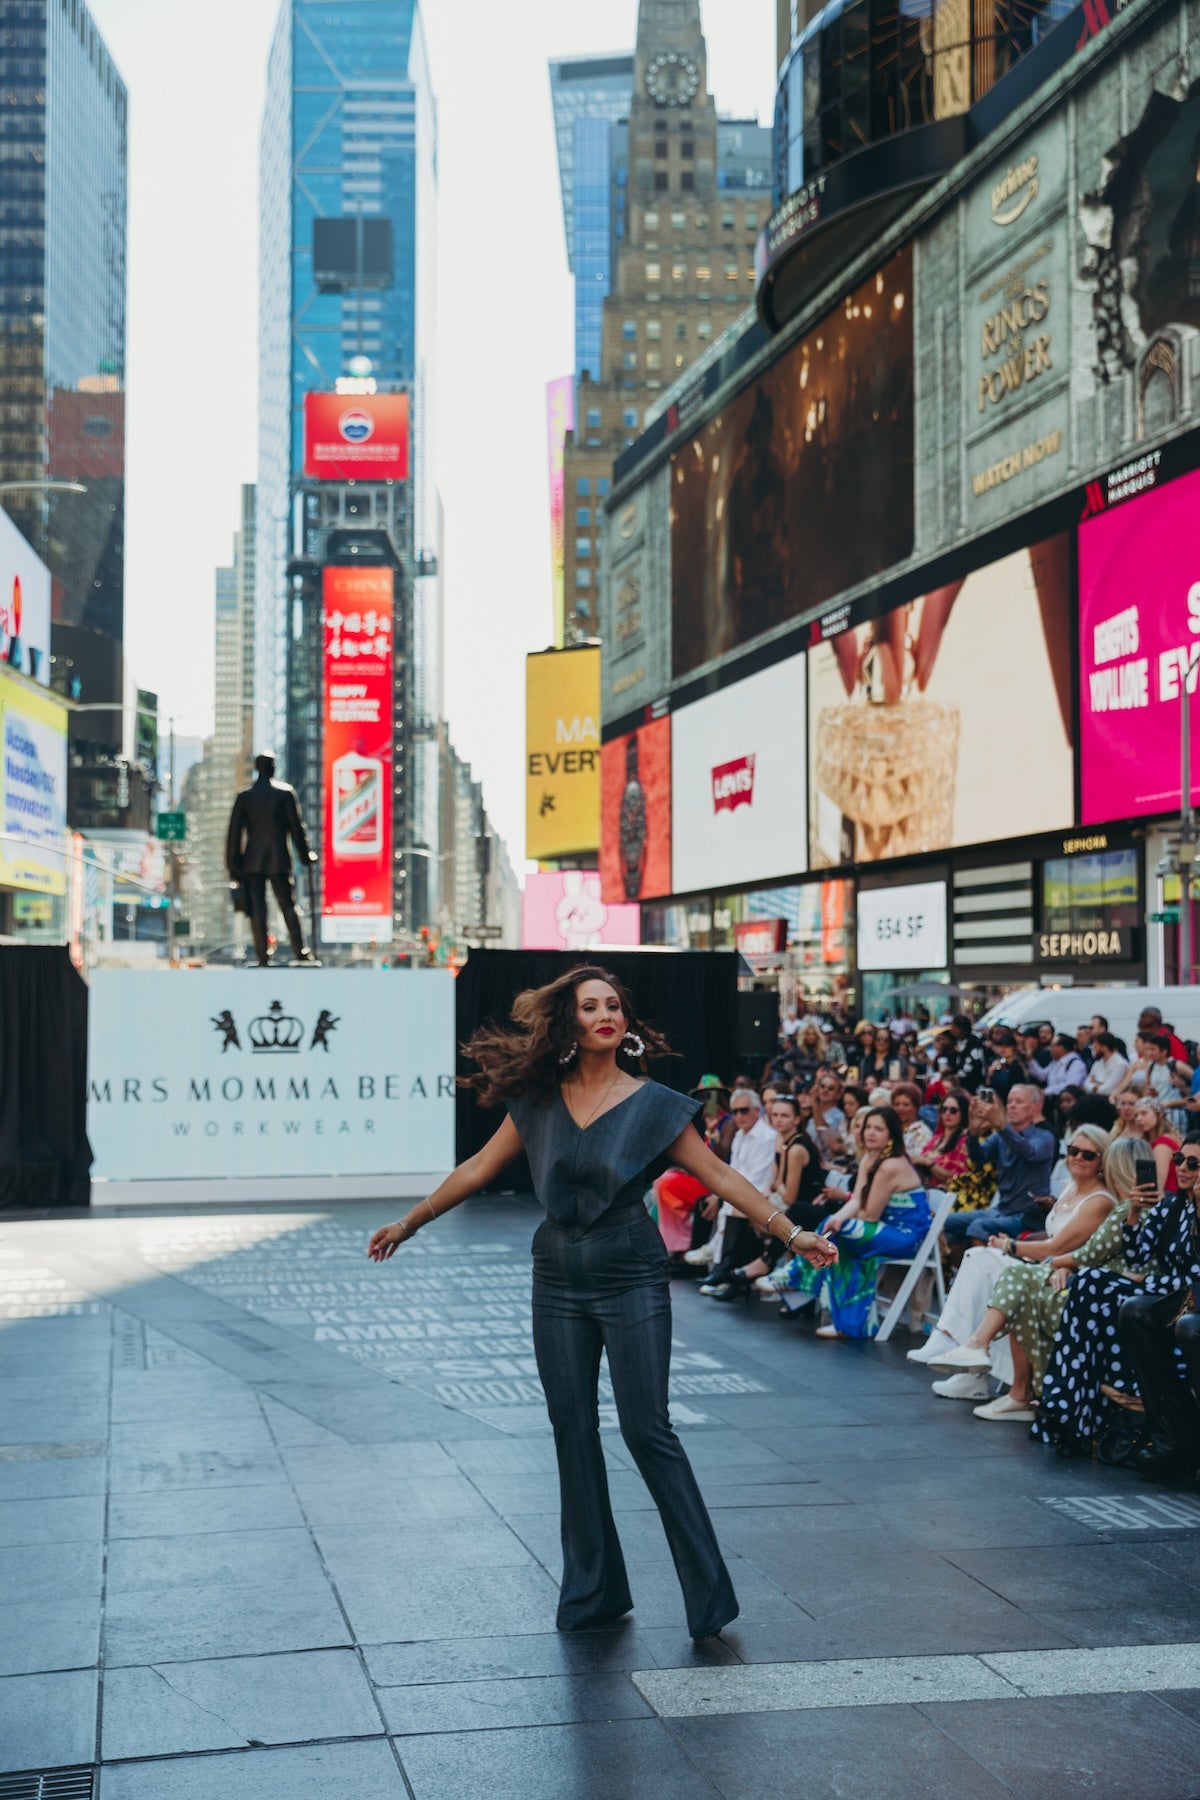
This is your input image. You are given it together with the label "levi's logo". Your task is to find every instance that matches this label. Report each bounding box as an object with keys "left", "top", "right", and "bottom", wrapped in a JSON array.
[{"left": 712, "top": 755, "right": 756, "bottom": 813}]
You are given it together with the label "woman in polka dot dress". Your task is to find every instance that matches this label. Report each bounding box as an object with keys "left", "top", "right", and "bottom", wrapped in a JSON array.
[{"left": 1034, "top": 1135, "right": 1200, "bottom": 1457}]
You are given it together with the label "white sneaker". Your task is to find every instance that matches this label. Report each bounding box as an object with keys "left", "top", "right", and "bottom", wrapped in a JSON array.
[
  {"left": 973, "top": 1394, "right": 1036, "bottom": 1421},
  {"left": 698, "top": 1279, "right": 729, "bottom": 1297},
  {"left": 931, "top": 1372, "right": 992, "bottom": 1401},
  {"left": 684, "top": 1244, "right": 714, "bottom": 1267},
  {"left": 907, "top": 1333, "right": 956, "bottom": 1365},
  {"left": 928, "top": 1344, "right": 992, "bottom": 1375}
]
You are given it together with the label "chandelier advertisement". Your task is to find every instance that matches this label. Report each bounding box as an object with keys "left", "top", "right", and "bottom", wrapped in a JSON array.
[
  {"left": 321, "top": 565, "right": 394, "bottom": 944},
  {"left": 86, "top": 970, "right": 456, "bottom": 1181},
  {"left": 807, "top": 535, "right": 1073, "bottom": 867}
]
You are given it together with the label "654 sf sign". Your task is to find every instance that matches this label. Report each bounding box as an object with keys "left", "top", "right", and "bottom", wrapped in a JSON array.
[{"left": 86, "top": 968, "right": 455, "bottom": 1182}]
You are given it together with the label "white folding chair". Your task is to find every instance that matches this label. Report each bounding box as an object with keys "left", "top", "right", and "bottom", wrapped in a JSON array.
[{"left": 874, "top": 1187, "right": 955, "bottom": 1344}]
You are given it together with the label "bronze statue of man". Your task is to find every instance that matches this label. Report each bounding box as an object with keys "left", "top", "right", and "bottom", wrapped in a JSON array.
[{"left": 226, "top": 752, "right": 319, "bottom": 967}]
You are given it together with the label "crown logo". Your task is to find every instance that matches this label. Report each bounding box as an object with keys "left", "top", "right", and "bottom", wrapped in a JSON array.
[{"left": 248, "top": 1000, "right": 305, "bottom": 1053}]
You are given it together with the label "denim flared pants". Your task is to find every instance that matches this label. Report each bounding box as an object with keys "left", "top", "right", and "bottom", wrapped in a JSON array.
[{"left": 531, "top": 1202, "right": 738, "bottom": 1639}]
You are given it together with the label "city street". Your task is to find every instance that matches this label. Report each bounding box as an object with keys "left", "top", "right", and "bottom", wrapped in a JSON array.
[{"left": 5, "top": 1193, "right": 1200, "bottom": 1798}]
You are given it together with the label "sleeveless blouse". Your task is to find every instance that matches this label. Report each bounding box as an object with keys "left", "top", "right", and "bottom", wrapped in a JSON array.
[{"left": 505, "top": 1080, "right": 701, "bottom": 1230}]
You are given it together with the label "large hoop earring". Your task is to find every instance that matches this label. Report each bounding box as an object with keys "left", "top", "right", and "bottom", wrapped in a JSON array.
[
  {"left": 558, "top": 1042, "right": 579, "bottom": 1067},
  {"left": 621, "top": 1031, "right": 646, "bottom": 1058}
]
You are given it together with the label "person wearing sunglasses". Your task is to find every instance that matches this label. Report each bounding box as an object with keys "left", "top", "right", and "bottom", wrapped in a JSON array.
[
  {"left": 1118, "top": 1153, "right": 1200, "bottom": 1481},
  {"left": 1037, "top": 1134, "right": 1200, "bottom": 1459},
  {"left": 928, "top": 1128, "right": 1133, "bottom": 1420}
]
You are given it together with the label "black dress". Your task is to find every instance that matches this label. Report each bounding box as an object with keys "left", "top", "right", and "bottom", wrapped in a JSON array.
[{"left": 505, "top": 1080, "right": 739, "bottom": 1639}]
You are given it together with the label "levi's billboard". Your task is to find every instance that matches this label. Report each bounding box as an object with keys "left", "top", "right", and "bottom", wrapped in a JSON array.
[
  {"left": 303, "top": 392, "right": 410, "bottom": 482},
  {"left": 670, "top": 651, "right": 808, "bottom": 894},
  {"left": 321, "top": 565, "right": 394, "bottom": 944},
  {"left": 1079, "top": 465, "right": 1200, "bottom": 824}
]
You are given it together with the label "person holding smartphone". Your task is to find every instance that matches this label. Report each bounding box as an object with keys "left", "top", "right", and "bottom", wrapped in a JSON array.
[
  {"left": 942, "top": 1085, "right": 1056, "bottom": 1250},
  {"left": 1037, "top": 1136, "right": 1200, "bottom": 1458}
]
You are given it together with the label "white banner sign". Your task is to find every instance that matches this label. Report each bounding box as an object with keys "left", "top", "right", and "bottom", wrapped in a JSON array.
[
  {"left": 857, "top": 880, "right": 948, "bottom": 972},
  {"left": 88, "top": 969, "right": 455, "bottom": 1180}
]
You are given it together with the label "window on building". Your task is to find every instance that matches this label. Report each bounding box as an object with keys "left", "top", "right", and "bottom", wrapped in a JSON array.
[
  {"left": 672, "top": 262, "right": 686, "bottom": 281},
  {"left": 697, "top": 319, "right": 713, "bottom": 337},
  {"left": 646, "top": 261, "right": 660, "bottom": 281},
  {"left": 644, "top": 209, "right": 659, "bottom": 228},
  {"left": 576, "top": 567, "right": 592, "bottom": 586},
  {"left": 722, "top": 213, "right": 736, "bottom": 230},
  {"left": 622, "top": 350, "right": 637, "bottom": 369},
  {"left": 575, "top": 506, "right": 591, "bottom": 526},
  {"left": 696, "top": 265, "right": 711, "bottom": 281},
  {"left": 575, "top": 478, "right": 591, "bottom": 496},
  {"left": 671, "top": 211, "right": 685, "bottom": 230},
  {"left": 586, "top": 406, "right": 602, "bottom": 427},
  {"left": 654, "top": 170, "right": 668, "bottom": 191},
  {"left": 681, "top": 171, "right": 694, "bottom": 190},
  {"left": 725, "top": 263, "right": 739, "bottom": 280},
  {"left": 680, "top": 135, "right": 694, "bottom": 158},
  {"left": 597, "top": 478, "right": 610, "bottom": 496},
  {"left": 622, "top": 319, "right": 636, "bottom": 339},
  {"left": 646, "top": 319, "right": 661, "bottom": 338},
  {"left": 655, "top": 138, "right": 669, "bottom": 159},
  {"left": 675, "top": 321, "right": 688, "bottom": 338},
  {"left": 645, "top": 350, "right": 661, "bottom": 369},
  {"left": 623, "top": 407, "right": 639, "bottom": 429},
  {"left": 575, "top": 537, "right": 592, "bottom": 558}
]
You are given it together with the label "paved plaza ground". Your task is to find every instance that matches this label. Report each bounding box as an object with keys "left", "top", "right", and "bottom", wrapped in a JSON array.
[{"left": 4, "top": 1193, "right": 1200, "bottom": 1797}]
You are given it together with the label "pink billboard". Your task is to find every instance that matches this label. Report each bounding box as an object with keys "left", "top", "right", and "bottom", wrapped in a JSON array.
[
  {"left": 1079, "top": 466, "right": 1200, "bottom": 824},
  {"left": 522, "top": 871, "right": 640, "bottom": 952}
]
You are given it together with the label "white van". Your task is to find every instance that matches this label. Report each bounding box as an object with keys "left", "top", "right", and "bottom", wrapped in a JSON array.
[{"left": 976, "top": 986, "right": 1200, "bottom": 1049}]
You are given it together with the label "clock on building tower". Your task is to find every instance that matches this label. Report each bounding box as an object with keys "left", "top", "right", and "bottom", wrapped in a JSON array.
[{"left": 644, "top": 51, "right": 700, "bottom": 107}]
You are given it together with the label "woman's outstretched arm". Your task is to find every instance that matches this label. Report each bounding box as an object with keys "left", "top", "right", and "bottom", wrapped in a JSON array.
[
  {"left": 368, "top": 1115, "right": 524, "bottom": 1261},
  {"left": 669, "top": 1126, "right": 837, "bottom": 1266}
]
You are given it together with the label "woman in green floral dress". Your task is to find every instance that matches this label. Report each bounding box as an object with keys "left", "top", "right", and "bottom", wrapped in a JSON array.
[{"left": 928, "top": 1135, "right": 1142, "bottom": 1420}]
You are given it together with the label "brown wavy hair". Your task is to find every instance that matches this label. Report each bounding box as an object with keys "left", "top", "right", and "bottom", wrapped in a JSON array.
[{"left": 461, "top": 963, "right": 674, "bottom": 1107}]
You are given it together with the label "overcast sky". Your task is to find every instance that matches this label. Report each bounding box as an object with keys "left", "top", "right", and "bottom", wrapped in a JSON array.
[{"left": 87, "top": 0, "right": 776, "bottom": 862}]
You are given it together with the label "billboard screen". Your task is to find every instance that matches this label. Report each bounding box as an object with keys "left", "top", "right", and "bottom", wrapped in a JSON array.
[
  {"left": 0, "top": 668, "right": 67, "bottom": 895},
  {"left": 671, "top": 651, "right": 808, "bottom": 895},
  {"left": 321, "top": 566, "right": 394, "bottom": 943},
  {"left": 522, "top": 870, "right": 641, "bottom": 951},
  {"left": 303, "top": 392, "right": 410, "bottom": 482},
  {"left": 526, "top": 646, "right": 601, "bottom": 860},
  {"left": 0, "top": 510, "right": 51, "bottom": 686},
  {"left": 1079, "top": 466, "right": 1200, "bottom": 825},
  {"left": 600, "top": 714, "right": 671, "bottom": 904},
  {"left": 808, "top": 534, "right": 1073, "bottom": 867},
  {"left": 670, "top": 249, "right": 913, "bottom": 679}
]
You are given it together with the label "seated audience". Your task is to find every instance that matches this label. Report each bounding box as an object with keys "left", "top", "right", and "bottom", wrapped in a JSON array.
[
  {"left": 920, "top": 1127, "right": 1128, "bottom": 1417},
  {"left": 781, "top": 1106, "right": 931, "bottom": 1340},
  {"left": 942, "top": 1085, "right": 1056, "bottom": 1248},
  {"left": 1036, "top": 1135, "right": 1200, "bottom": 1458},
  {"left": 891, "top": 1081, "right": 932, "bottom": 1158}
]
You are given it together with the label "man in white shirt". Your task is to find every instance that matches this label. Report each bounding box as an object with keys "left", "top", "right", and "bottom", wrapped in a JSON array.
[
  {"left": 697, "top": 1092, "right": 776, "bottom": 1293},
  {"left": 1084, "top": 1032, "right": 1129, "bottom": 1098}
]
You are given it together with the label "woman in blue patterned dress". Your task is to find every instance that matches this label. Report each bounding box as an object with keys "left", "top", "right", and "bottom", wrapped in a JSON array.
[
  {"left": 1035, "top": 1134, "right": 1200, "bottom": 1457},
  {"left": 787, "top": 1105, "right": 931, "bottom": 1339}
]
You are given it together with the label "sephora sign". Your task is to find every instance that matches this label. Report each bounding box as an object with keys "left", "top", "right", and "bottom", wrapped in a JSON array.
[{"left": 87, "top": 970, "right": 455, "bottom": 1183}]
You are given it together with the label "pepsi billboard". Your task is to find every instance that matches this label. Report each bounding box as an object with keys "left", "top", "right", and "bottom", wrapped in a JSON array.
[{"left": 303, "top": 392, "right": 410, "bottom": 482}]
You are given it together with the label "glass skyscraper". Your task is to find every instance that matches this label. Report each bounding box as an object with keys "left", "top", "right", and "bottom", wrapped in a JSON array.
[
  {"left": 256, "top": 0, "right": 439, "bottom": 933},
  {"left": 0, "top": 0, "right": 127, "bottom": 751},
  {"left": 549, "top": 54, "right": 634, "bottom": 383}
]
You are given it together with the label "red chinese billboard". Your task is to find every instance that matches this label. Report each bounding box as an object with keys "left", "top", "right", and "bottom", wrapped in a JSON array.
[
  {"left": 321, "top": 565, "right": 394, "bottom": 943},
  {"left": 303, "top": 393, "right": 410, "bottom": 482},
  {"left": 600, "top": 714, "right": 672, "bottom": 904}
]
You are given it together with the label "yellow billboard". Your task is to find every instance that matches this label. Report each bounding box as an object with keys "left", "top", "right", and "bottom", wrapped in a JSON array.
[
  {"left": 526, "top": 646, "right": 601, "bottom": 861},
  {"left": 0, "top": 666, "right": 68, "bottom": 896}
]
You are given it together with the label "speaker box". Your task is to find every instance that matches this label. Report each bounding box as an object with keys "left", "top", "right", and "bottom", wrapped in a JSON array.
[{"left": 736, "top": 989, "right": 780, "bottom": 1061}]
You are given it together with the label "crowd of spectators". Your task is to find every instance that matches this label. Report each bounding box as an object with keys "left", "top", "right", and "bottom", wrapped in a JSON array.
[{"left": 654, "top": 998, "right": 1200, "bottom": 1483}]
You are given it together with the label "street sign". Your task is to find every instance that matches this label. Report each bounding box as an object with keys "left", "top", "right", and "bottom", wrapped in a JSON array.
[
  {"left": 463, "top": 925, "right": 503, "bottom": 939},
  {"left": 1151, "top": 909, "right": 1181, "bottom": 925},
  {"left": 156, "top": 811, "right": 186, "bottom": 842}
]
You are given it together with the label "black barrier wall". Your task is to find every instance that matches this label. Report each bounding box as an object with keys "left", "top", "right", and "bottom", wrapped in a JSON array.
[
  {"left": 454, "top": 950, "right": 738, "bottom": 1173},
  {"left": 0, "top": 946, "right": 92, "bottom": 1209}
]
